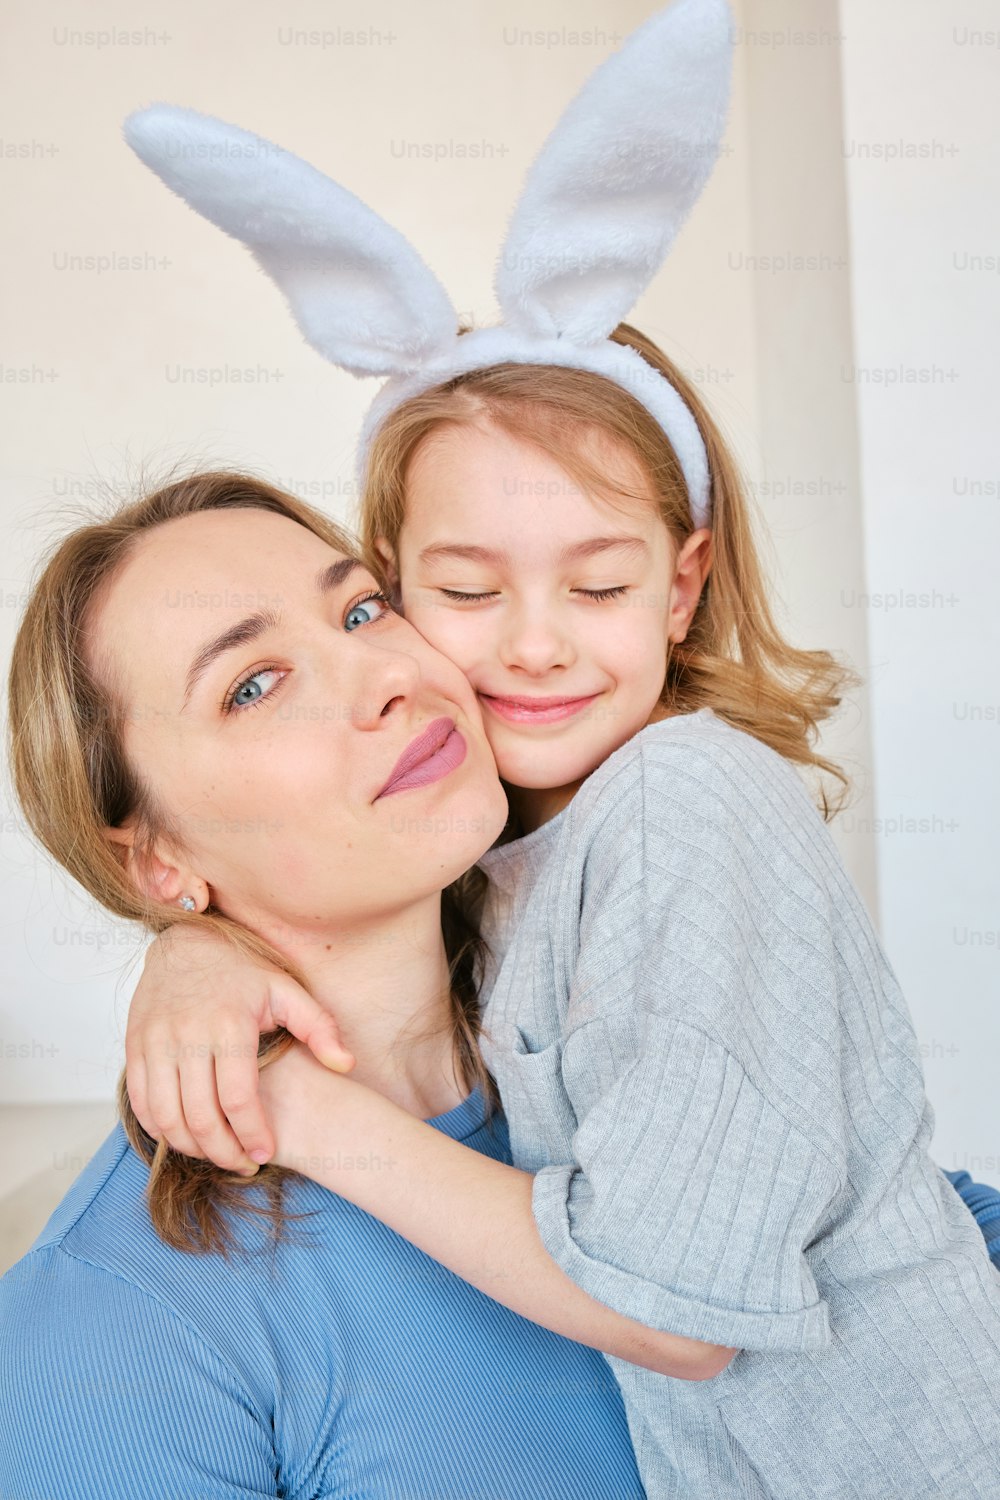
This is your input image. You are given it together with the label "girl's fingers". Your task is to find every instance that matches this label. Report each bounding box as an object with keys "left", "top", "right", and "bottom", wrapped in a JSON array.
[
  {"left": 123, "top": 1046, "right": 156, "bottom": 1140},
  {"left": 271, "top": 976, "right": 355, "bottom": 1072},
  {"left": 178, "top": 1054, "right": 259, "bottom": 1175},
  {"left": 213, "top": 1031, "right": 275, "bottom": 1166},
  {"left": 145, "top": 1056, "right": 205, "bottom": 1162}
]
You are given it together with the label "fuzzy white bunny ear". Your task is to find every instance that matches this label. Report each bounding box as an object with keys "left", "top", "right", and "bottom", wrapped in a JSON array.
[
  {"left": 495, "top": 0, "right": 732, "bottom": 342},
  {"left": 123, "top": 104, "right": 457, "bottom": 377}
]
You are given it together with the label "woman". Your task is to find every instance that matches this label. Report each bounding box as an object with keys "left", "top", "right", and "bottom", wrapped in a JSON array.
[{"left": 0, "top": 470, "right": 698, "bottom": 1498}]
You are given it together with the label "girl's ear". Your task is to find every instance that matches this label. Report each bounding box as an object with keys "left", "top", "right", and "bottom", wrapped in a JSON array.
[
  {"left": 495, "top": 0, "right": 732, "bottom": 343},
  {"left": 372, "top": 536, "right": 398, "bottom": 579},
  {"left": 372, "top": 537, "right": 403, "bottom": 611},
  {"left": 123, "top": 104, "right": 458, "bottom": 378},
  {"left": 667, "top": 527, "right": 713, "bottom": 644},
  {"left": 104, "top": 819, "right": 205, "bottom": 910}
]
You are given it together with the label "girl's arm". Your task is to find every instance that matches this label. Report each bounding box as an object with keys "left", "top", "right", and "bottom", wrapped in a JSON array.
[
  {"left": 126, "top": 924, "right": 353, "bottom": 1173},
  {"left": 127, "top": 934, "right": 735, "bottom": 1379},
  {"left": 259, "top": 1045, "right": 737, "bottom": 1382}
]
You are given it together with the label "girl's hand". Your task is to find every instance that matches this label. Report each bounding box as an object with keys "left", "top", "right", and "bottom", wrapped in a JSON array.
[{"left": 125, "top": 925, "right": 354, "bottom": 1173}]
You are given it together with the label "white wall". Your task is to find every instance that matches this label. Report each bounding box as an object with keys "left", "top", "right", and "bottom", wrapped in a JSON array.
[
  {"left": 738, "top": 0, "right": 875, "bottom": 879},
  {"left": 0, "top": 0, "right": 993, "bottom": 1180},
  {"left": 839, "top": 0, "right": 1000, "bottom": 1174}
]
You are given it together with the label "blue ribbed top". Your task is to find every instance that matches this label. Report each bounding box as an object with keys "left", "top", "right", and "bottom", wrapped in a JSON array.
[{"left": 0, "top": 1087, "right": 645, "bottom": 1499}]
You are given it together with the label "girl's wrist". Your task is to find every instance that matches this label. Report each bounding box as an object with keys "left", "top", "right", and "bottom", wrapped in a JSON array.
[{"left": 261, "top": 1047, "right": 369, "bottom": 1171}]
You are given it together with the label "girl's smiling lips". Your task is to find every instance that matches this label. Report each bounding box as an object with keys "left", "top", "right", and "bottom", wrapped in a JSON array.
[
  {"left": 479, "top": 692, "right": 602, "bottom": 725},
  {"left": 374, "top": 715, "right": 467, "bottom": 799}
]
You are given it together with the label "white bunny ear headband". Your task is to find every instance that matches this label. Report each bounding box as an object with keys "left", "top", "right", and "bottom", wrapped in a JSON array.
[{"left": 123, "top": 0, "right": 732, "bottom": 529}]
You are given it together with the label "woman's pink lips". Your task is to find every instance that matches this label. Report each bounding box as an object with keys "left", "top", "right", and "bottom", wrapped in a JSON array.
[
  {"left": 479, "top": 692, "right": 601, "bottom": 725},
  {"left": 375, "top": 717, "right": 467, "bottom": 799}
]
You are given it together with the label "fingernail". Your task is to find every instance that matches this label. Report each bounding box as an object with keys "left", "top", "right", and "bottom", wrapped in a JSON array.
[
  {"left": 238, "top": 1163, "right": 260, "bottom": 1178},
  {"left": 249, "top": 1150, "right": 270, "bottom": 1165}
]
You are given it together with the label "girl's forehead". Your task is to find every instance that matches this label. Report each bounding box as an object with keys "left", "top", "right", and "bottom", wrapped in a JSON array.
[
  {"left": 405, "top": 419, "right": 655, "bottom": 509},
  {"left": 405, "top": 479, "right": 641, "bottom": 524}
]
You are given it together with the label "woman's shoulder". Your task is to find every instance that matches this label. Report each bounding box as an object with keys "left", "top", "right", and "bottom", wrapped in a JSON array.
[
  {"left": 2, "top": 1123, "right": 293, "bottom": 1330},
  {"left": 0, "top": 1122, "right": 317, "bottom": 1409},
  {"left": 0, "top": 1132, "right": 284, "bottom": 1493},
  {"left": 1, "top": 1124, "right": 213, "bottom": 1306},
  {"left": 0, "top": 1125, "right": 201, "bottom": 1348},
  {"left": 16, "top": 1122, "right": 144, "bottom": 1260}
]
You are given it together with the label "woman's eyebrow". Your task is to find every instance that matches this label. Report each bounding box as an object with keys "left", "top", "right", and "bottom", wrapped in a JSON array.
[
  {"left": 418, "top": 536, "right": 649, "bottom": 566},
  {"left": 316, "top": 557, "right": 365, "bottom": 594},
  {"left": 180, "top": 556, "right": 365, "bottom": 711}
]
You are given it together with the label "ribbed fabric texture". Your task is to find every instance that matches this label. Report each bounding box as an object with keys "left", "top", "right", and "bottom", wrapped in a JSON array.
[
  {"left": 0, "top": 1089, "right": 644, "bottom": 1499},
  {"left": 476, "top": 707, "right": 1000, "bottom": 1499}
]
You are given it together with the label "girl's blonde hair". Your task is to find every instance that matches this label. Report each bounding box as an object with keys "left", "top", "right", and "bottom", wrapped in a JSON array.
[
  {"left": 7, "top": 470, "right": 494, "bottom": 1255},
  {"left": 360, "top": 322, "right": 860, "bottom": 818}
]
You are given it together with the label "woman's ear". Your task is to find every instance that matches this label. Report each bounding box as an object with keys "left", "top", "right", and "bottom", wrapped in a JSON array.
[
  {"left": 103, "top": 819, "right": 206, "bottom": 911},
  {"left": 667, "top": 528, "right": 713, "bottom": 645}
]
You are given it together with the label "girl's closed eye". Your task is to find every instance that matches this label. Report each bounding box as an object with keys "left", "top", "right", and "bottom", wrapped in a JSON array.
[
  {"left": 222, "top": 588, "right": 392, "bottom": 715},
  {"left": 438, "top": 585, "right": 630, "bottom": 603}
]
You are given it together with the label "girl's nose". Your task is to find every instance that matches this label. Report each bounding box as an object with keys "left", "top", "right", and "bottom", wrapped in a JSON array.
[{"left": 498, "top": 605, "right": 574, "bottom": 675}]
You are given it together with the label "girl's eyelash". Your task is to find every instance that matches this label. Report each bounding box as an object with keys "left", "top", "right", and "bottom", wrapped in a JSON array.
[
  {"left": 439, "top": 586, "right": 629, "bottom": 603},
  {"left": 221, "top": 588, "right": 391, "bottom": 715}
]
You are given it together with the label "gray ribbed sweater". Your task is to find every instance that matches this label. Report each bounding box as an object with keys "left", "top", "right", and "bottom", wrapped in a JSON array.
[{"left": 475, "top": 707, "right": 1000, "bottom": 1499}]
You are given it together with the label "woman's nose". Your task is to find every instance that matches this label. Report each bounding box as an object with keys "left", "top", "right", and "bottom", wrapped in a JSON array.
[{"left": 347, "top": 640, "right": 425, "bottom": 730}]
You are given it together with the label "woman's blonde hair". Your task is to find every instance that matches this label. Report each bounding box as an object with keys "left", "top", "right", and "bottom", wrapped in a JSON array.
[
  {"left": 360, "top": 322, "right": 860, "bottom": 818},
  {"left": 7, "top": 470, "right": 494, "bottom": 1255}
]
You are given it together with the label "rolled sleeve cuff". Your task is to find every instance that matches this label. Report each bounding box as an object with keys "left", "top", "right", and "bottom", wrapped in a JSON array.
[{"left": 532, "top": 1163, "right": 833, "bottom": 1353}]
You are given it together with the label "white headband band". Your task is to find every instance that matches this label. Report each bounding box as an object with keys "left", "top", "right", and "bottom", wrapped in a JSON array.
[
  {"left": 357, "top": 328, "right": 712, "bottom": 526},
  {"left": 123, "top": 0, "right": 732, "bottom": 530}
]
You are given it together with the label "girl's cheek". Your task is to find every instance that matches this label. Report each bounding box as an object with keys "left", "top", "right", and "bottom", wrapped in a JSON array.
[{"left": 405, "top": 597, "right": 484, "bottom": 670}]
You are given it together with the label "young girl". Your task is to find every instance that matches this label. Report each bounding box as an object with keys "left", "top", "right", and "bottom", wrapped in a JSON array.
[{"left": 119, "top": 8, "right": 1000, "bottom": 1493}]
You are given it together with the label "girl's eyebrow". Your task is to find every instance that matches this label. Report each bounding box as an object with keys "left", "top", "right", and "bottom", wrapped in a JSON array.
[
  {"left": 418, "top": 536, "right": 650, "bottom": 566},
  {"left": 180, "top": 557, "right": 364, "bottom": 711}
]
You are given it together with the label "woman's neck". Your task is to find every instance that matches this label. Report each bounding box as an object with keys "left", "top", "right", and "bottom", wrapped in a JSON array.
[{"left": 253, "top": 894, "right": 468, "bottom": 1119}]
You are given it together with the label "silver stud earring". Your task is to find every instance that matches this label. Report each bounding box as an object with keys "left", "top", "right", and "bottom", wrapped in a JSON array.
[{"left": 178, "top": 895, "right": 197, "bottom": 912}]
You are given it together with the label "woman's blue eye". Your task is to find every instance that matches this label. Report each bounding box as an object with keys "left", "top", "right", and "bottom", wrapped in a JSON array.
[
  {"left": 224, "top": 589, "right": 391, "bottom": 714},
  {"left": 344, "top": 589, "right": 390, "bottom": 630},
  {"left": 229, "top": 667, "right": 283, "bottom": 711}
]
